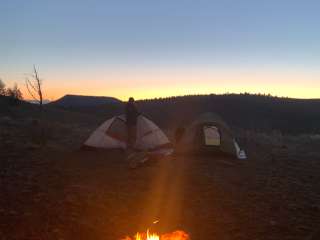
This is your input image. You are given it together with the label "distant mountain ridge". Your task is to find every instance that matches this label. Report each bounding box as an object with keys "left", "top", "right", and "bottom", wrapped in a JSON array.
[
  {"left": 45, "top": 93, "right": 320, "bottom": 134},
  {"left": 50, "top": 94, "right": 122, "bottom": 107},
  {"left": 28, "top": 99, "right": 51, "bottom": 105},
  {"left": 136, "top": 94, "right": 320, "bottom": 134}
]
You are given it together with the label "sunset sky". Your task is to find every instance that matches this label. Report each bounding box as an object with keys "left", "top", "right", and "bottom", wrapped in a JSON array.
[{"left": 1, "top": 0, "right": 320, "bottom": 100}]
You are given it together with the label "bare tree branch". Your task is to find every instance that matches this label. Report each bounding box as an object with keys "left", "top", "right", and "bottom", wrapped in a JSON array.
[
  {"left": 26, "top": 78, "right": 38, "bottom": 94},
  {"left": 25, "top": 65, "right": 44, "bottom": 110},
  {"left": 34, "top": 65, "right": 43, "bottom": 105},
  {"left": 25, "top": 78, "right": 38, "bottom": 102}
]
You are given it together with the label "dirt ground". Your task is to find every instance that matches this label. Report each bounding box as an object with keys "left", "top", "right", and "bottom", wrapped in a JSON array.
[{"left": 1, "top": 129, "right": 320, "bottom": 240}]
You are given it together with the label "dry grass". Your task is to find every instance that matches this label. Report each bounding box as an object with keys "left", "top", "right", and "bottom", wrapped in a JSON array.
[{"left": 1, "top": 119, "right": 320, "bottom": 240}]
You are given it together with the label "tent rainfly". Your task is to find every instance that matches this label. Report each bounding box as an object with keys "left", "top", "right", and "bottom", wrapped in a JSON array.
[
  {"left": 83, "top": 114, "right": 173, "bottom": 156},
  {"left": 179, "top": 112, "right": 246, "bottom": 159}
]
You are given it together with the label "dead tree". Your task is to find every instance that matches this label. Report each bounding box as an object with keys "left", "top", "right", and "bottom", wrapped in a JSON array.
[
  {"left": 25, "top": 65, "right": 46, "bottom": 145},
  {"left": 25, "top": 65, "right": 43, "bottom": 111}
]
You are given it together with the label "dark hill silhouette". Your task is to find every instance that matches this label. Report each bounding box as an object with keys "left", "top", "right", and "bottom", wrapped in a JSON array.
[
  {"left": 0, "top": 95, "right": 99, "bottom": 126},
  {"left": 50, "top": 94, "right": 122, "bottom": 108},
  {"left": 3, "top": 93, "right": 320, "bottom": 134},
  {"left": 136, "top": 94, "right": 320, "bottom": 134},
  {"left": 48, "top": 94, "right": 124, "bottom": 120},
  {"left": 52, "top": 93, "right": 318, "bottom": 134}
]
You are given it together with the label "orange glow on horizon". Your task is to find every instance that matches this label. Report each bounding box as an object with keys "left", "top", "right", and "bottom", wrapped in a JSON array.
[
  {"left": 5, "top": 67, "right": 320, "bottom": 101},
  {"left": 20, "top": 84, "right": 319, "bottom": 102}
]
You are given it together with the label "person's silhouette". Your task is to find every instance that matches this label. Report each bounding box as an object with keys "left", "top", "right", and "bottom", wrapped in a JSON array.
[{"left": 125, "top": 97, "right": 139, "bottom": 151}]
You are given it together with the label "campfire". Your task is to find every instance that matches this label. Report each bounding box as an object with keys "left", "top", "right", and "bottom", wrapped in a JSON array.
[{"left": 121, "top": 229, "right": 189, "bottom": 240}]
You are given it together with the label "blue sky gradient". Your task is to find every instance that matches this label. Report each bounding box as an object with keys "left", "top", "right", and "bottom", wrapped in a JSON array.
[{"left": 1, "top": 0, "right": 320, "bottom": 99}]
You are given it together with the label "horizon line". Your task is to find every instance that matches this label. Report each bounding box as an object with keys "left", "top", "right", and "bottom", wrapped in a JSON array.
[{"left": 24, "top": 92, "right": 320, "bottom": 103}]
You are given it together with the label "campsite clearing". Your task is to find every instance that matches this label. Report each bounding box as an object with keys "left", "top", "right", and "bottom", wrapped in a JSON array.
[{"left": 1, "top": 132, "right": 319, "bottom": 240}]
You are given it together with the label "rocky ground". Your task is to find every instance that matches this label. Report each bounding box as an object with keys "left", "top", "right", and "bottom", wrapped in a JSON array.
[{"left": 1, "top": 116, "right": 320, "bottom": 240}]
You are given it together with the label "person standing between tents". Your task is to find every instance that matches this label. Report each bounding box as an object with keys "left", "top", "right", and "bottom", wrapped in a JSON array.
[{"left": 125, "top": 97, "right": 140, "bottom": 151}]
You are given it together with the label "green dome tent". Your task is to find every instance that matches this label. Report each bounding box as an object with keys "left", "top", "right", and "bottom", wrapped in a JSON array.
[{"left": 178, "top": 112, "right": 246, "bottom": 159}]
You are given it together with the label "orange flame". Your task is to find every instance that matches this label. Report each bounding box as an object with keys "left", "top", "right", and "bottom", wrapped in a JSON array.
[{"left": 121, "top": 229, "right": 189, "bottom": 240}]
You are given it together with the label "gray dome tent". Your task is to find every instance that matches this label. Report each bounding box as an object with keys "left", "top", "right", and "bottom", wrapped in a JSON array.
[
  {"left": 83, "top": 114, "right": 173, "bottom": 156},
  {"left": 178, "top": 112, "right": 246, "bottom": 159}
]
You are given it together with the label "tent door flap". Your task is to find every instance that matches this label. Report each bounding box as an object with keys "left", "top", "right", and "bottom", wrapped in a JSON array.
[{"left": 203, "top": 126, "right": 221, "bottom": 146}]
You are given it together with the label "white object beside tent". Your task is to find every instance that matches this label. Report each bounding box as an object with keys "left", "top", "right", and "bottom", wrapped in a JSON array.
[{"left": 234, "top": 140, "right": 247, "bottom": 160}]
